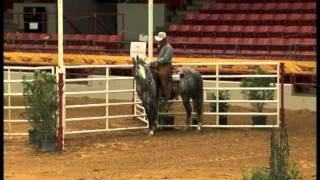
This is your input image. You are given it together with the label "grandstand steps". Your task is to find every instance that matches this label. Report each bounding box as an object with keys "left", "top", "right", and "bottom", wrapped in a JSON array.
[
  {"left": 4, "top": 13, "right": 18, "bottom": 33},
  {"left": 171, "top": 0, "right": 210, "bottom": 24}
]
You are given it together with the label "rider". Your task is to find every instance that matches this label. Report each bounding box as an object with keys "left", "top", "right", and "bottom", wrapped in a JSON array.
[{"left": 154, "top": 32, "right": 174, "bottom": 100}]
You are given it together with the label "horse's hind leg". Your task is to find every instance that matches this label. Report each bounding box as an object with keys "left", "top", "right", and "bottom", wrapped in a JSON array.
[
  {"left": 193, "top": 98, "right": 203, "bottom": 131},
  {"left": 182, "top": 96, "right": 192, "bottom": 130}
]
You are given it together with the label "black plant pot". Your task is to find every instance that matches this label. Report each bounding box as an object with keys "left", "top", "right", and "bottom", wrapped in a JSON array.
[
  {"left": 28, "top": 129, "right": 41, "bottom": 145},
  {"left": 159, "top": 115, "right": 175, "bottom": 130},
  {"left": 219, "top": 116, "right": 228, "bottom": 125},
  {"left": 192, "top": 118, "right": 198, "bottom": 125},
  {"left": 252, "top": 115, "right": 267, "bottom": 125},
  {"left": 40, "top": 137, "right": 57, "bottom": 152}
]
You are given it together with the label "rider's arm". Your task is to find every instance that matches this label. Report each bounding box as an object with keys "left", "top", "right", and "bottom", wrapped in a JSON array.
[{"left": 157, "top": 45, "right": 173, "bottom": 64}]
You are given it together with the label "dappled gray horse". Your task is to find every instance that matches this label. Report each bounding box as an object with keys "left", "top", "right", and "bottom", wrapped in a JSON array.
[{"left": 133, "top": 57, "right": 203, "bottom": 135}]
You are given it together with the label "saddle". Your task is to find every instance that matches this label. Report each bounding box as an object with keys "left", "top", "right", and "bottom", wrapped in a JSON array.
[{"left": 171, "top": 67, "right": 184, "bottom": 81}]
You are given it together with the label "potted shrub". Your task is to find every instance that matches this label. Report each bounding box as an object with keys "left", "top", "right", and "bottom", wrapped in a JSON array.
[
  {"left": 23, "top": 70, "right": 58, "bottom": 152},
  {"left": 208, "top": 90, "right": 230, "bottom": 125},
  {"left": 240, "top": 68, "right": 276, "bottom": 125},
  {"left": 158, "top": 99, "right": 175, "bottom": 130}
]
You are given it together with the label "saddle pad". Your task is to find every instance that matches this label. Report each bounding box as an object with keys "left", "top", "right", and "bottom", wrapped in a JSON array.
[{"left": 172, "top": 74, "right": 180, "bottom": 81}]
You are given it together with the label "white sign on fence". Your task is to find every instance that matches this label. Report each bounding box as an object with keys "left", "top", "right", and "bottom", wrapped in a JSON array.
[
  {"left": 130, "top": 42, "right": 146, "bottom": 59},
  {"left": 29, "top": 22, "right": 39, "bottom": 30}
]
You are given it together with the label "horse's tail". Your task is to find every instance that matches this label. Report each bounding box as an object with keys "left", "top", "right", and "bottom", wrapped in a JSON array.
[{"left": 193, "top": 72, "right": 204, "bottom": 118}]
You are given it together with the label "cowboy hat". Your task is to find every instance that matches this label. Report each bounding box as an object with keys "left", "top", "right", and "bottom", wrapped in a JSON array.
[{"left": 154, "top": 32, "right": 166, "bottom": 41}]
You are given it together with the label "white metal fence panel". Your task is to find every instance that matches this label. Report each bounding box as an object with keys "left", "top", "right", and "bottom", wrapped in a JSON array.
[{"left": 3, "top": 66, "right": 55, "bottom": 136}]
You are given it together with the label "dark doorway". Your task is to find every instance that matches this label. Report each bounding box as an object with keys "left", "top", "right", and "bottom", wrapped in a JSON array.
[{"left": 23, "top": 7, "right": 47, "bottom": 33}]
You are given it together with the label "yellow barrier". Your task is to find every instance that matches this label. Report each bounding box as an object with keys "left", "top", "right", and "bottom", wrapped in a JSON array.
[{"left": 3, "top": 52, "right": 316, "bottom": 75}]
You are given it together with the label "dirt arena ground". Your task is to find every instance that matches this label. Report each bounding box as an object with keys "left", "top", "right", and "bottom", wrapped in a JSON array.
[{"left": 4, "top": 97, "right": 316, "bottom": 180}]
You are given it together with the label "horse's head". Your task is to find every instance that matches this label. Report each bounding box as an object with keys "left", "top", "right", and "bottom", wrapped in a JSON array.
[{"left": 133, "top": 55, "right": 148, "bottom": 81}]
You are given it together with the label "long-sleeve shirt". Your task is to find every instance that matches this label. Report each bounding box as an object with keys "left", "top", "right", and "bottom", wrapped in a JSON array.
[{"left": 157, "top": 43, "right": 173, "bottom": 65}]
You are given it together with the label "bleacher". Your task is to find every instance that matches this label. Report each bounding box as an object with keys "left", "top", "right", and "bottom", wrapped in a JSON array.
[
  {"left": 167, "top": 0, "right": 316, "bottom": 60},
  {"left": 4, "top": 33, "right": 124, "bottom": 54}
]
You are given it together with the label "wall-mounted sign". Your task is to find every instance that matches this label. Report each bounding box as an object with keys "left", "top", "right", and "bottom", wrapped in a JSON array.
[{"left": 130, "top": 42, "right": 147, "bottom": 59}]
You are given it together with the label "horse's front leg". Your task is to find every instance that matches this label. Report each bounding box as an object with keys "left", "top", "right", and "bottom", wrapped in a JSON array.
[
  {"left": 182, "top": 97, "right": 192, "bottom": 130},
  {"left": 145, "top": 107, "right": 155, "bottom": 136}
]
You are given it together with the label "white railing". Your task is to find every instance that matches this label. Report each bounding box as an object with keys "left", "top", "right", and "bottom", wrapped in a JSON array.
[
  {"left": 157, "top": 62, "right": 281, "bottom": 128},
  {"left": 3, "top": 66, "right": 55, "bottom": 136},
  {"left": 63, "top": 64, "right": 148, "bottom": 135},
  {"left": 3, "top": 62, "right": 281, "bottom": 137}
]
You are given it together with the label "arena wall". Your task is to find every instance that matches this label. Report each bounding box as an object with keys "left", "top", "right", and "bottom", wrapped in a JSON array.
[{"left": 117, "top": 3, "right": 166, "bottom": 41}]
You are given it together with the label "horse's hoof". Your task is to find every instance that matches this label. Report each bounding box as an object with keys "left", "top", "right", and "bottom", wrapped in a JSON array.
[
  {"left": 149, "top": 130, "right": 154, "bottom": 136},
  {"left": 184, "top": 126, "right": 189, "bottom": 131},
  {"left": 196, "top": 126, "right": 202, "bottom": 132}
]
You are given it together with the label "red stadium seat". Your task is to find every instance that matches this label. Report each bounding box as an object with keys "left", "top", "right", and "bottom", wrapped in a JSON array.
[
  {"left": 109, "top": 35, "right": 122, "bottom": 41},
  {"left": 28, "top": 33, "right": 41, "bottom": 39},
  {"left": 169, "top": 24, "right": 179, "bottom": 35},
  {"left": 187, "top": 37, "right": 201, "bottom": 48},
  {"left": 304, "top": 2, "right": 316, "bottom": 13},
  {"left": 18, "top": 33, "right": 29, "bottom": 39},
  {"left": 85, "top": 34, "right": 98, "bottom": 41},
  {"left": 301, "top": 26, "right": 316, "bottom": 34},
  {"left": 286, "top": 26, "right": 300, "bottom": 35},
  {"left": 178, "top": 24, "right": 191, "bottom": 36},
  {"left": 260, "top": 14, "right": 275, "bottom": 25},
  {"left": 175, "top": 36, "right": 188, "bottom": 43},
  {"left": 64, "top": 34, "right": 74, "bottom": 40},
  {"left": 228, "top": 37, "right": 242, "bottom": 47},
  {"left": 39, "top": 33, "right": 50, "bottom": 40},
  {"left": 203, "top": 25, "right": 216, "bottom": 36},
  {"left": 211, "top": 3, "right": 226, "bottom": 13},
  {"left": 302, "top": 38, "right": 316, "bottom": 45},
  {"left": 215, "top": 25, "right": 230, "bottom": 36},
  {"left": 256, "top": 26, "right": 270, "bottom": 37},
  {"left": 277, "top": 3, "right": 291, "bottom": 13},
  {"left": 251, "top": 3, "right": 264, "bottom": 13},
  {"left": 225, "top": 3, "right": 238, "bottom": 13},
  {"left": 5, "top": 32, "right": 17, "bottom": 39},
  {"left": 187, "top": 37, "right": 201, "bottom": 43},
  {"left": 237, "top": 14, "right": 249, "bottom": 25},
  {"left": 94, "top": 46, "right": 105, "bottom": 50},
  {"left": 221, "top": 14, "right": 234, "bottom": 25},
  {"left": 97, "top": 35, "right": 110, "bottom": 42},
  {"left": 256, "top": 38, "right": 271, "bottom": 45},
  {"left": 48, "top": 33, "right": 58, "bottom": 40},
  {"left": 269, "top": 25, "right": 285, "bottom": 37},
  {"left": 238, "top": 3, "right": 250, "bottom": 13},
  {"left": 303, "top": 14, "right": 316, "bottom": 25},
  {"left": 229, "top": 25, "right": 243, "bottom": 37},
  {"left": 290, "top": 2, "right": 304, "bottom": 13},
  {"left": 287, "top": 14, "right": 303, "bottom": 25},
  {"left": 201, "top": 37, "right": 215, "bottom": 49},
  {"left": 184, "top": 13, "right": 196, "bottom": 24},
  {"left": 243, "top": 26, "right": 257, "bottom": 37},
  {"left": 286, "top": 38, "right": 302, "bottom": 44},
  {"left": 240, "top": 38, "right": 256, "bottom": 50},
  {"left": 209, "top": 14, "right": 221, "bottom": 25},
  {"left": 263, "top": 3, "right": 278, "bottom": 13},
  {"left": 190, "top": 25, "right": 204, "bottom": 36},
  {"left": 274, "top": 14, "right": 288, "bottom": 25},
  {"left": 247, "top": 14, "right": 261, "bottom": 25},
  {"left": 271, "top": 38, "right": 286, "bottom": 45}
]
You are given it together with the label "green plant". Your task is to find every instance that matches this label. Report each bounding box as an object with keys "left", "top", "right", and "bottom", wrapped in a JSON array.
[
  {"left": 242, "top": 167, "right": 270, "bottom": 180},
  {"left": 240, "top": 68, "right": 276, "bottom": 112},
  {"left": 242, "top": 124, "right": 304, "bottom": 180},
  {"left": 23, "top": 70, "right": 58, "bottom": 140},
  {"left": 159, "top": 99, "right": 173, "bottom": 113},
  {"left": 208, "top": 90, "right": 230, "bottom": 113}
]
